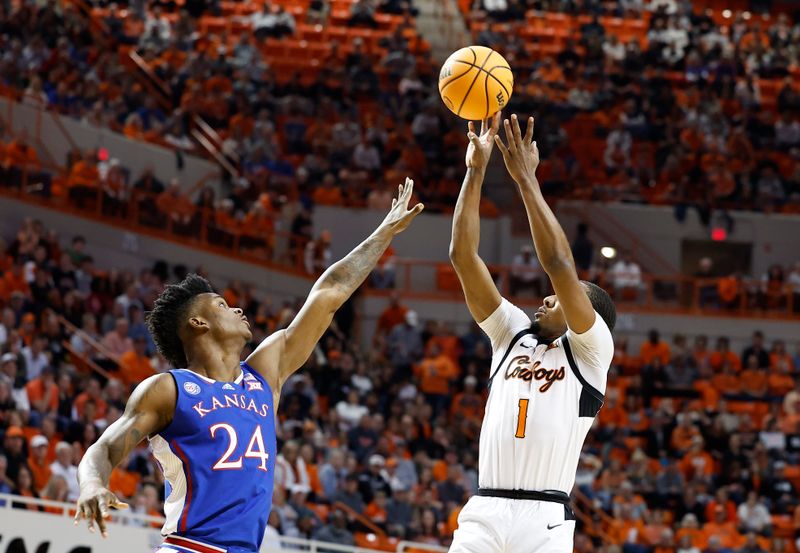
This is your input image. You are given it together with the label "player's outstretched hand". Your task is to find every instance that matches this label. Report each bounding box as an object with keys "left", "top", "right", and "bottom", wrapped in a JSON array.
[
  {"left": 74, "top": 485, "right": 129, "bottom": 538},
  {"left": 466, "top": 112, "right": 501, "bottom": 170},
  {"left": 494, "top": 114, "right": 540, "bottom": 186},
  {"left": 380, "top": 177, "right": 424, "bottom": 235}
]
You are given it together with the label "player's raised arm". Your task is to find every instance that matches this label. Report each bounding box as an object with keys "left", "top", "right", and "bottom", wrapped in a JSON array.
[
  {"left": 449, "top": 112, "right": 503, "bottom": 323},
  {"left": 247, "top": 179, "right": 423, "bottom": 390},
  {"left": 75, "top": 373, "right": 176, "bottom": 537},
  {"left": 494, "top": 114, "right": 595, "bottom": 333}
]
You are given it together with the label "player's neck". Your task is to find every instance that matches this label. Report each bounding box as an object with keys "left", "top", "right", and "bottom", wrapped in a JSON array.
[{"left": 185, "top": 339, "right": 243, "bottom": 382}]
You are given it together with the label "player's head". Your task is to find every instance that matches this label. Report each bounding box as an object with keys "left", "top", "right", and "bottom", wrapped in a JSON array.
[
  {"left": 532, "top": 281, "right": 616, "bottom": 340},
  {"left": 146, "top": 274, "right": 252, "bottom": 368}
]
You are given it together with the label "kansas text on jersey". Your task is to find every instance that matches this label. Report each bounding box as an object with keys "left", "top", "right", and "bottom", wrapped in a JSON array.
[{"left": 150, "top": 362, "right": 277, "bottom": 553}]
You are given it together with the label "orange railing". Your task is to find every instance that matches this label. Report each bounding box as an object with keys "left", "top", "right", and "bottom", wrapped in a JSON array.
[
  {"left": 4, "top": 163, "right": 799, "bottom": 321},
  {"left": 380, "top": 259, "right": 800, "bottom": 320},
  {"left": 0, "top": 167, "right": 313, "bottom": 277}
]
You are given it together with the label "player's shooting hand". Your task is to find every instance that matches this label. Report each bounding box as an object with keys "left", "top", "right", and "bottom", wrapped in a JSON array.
[
  {"left": 380, "top": 177, "right": 424, "bottom": 235},
  {"left": 466, "top": 112, "right": 501, "bottom": 170},
  {"left": 494, "top": 114, "right": 540, "bottom": 187},
  {"left": 74, "top": 484, "right": 129, "bottom": 538}
]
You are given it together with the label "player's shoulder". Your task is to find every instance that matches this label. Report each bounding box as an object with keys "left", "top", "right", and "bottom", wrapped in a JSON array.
[{"left": 128, "top": 372, "right": 177, "bottom": 411}]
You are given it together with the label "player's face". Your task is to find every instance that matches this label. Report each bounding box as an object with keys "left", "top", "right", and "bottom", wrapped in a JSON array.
[
  {"left": 196, "top": 293, "right": 252, "bottom": 342},
  {"left": 532, "top": 294, "right": 567, "bottom": 339}
]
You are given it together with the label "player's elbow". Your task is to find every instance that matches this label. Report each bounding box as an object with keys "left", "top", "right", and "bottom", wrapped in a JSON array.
[
  {"left": 541, "top": 256, "right": 574, "bottom": 277},
  {"left": 448, "top": 242, "right": 472, "bottom": 267}
]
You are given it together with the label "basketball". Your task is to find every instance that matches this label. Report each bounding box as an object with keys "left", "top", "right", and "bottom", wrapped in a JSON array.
[{"left": 438, "top": 45, "right": 514, "bottom": 121}]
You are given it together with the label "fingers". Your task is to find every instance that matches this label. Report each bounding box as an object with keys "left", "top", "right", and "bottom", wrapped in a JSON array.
[
  {"left": 95, "top": 505, "right": 108, "bottom": 538},
  {"left": 532, "top": 140, "right": 539, "bottom": 156},
  {"left": 511, "top": 114, "right": 523, "bottom": 146},
  {"left": 479, "top": 118, "right": 486, "bottom": 136},
  {"left": 503, "top": 118, "right": 516, "bottom": 153},
  {"left": 99, "top": 496, "right": 110, "bottom": 520},
  {"left": 402, "top": 177, "right": 413, "bottom": 208},
  {"left": 467, "top": 130, "right": 480, "bottom": 147},
  {"left": 74, "top": 503, "right": 85, "bottom": 525},
  {"left": 467, "top": 120, "right": 476, "bottom": 136},
  {"left": 494, "top": 135, "right": 509, "bottom": 158},
  {"left": 490, "top": 111, "right": 501, "bottom": 136},
  {"left": 111, "top": 500, "right": 130, "bottom": 510},
  {"left": 524, "top": 116, "right": 535, "bottom": 144}
]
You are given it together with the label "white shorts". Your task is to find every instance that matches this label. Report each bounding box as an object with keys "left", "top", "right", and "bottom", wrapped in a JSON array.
[{"left": 449, "top": 495, "right": 576, "bottom": 553}]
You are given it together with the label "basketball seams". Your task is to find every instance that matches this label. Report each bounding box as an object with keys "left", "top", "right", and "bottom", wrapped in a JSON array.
[
  {"left": 456, "top": 48, "right": 496, "bottom": 118},
  {"left": 486, "top": 65, "right": 513, "bottom": 98},
  {"left": 441, "top": 46, "right": 513, "bottom": 120},
  {"left": 439, "top": 65, "right": 477, "bottom": 92}
]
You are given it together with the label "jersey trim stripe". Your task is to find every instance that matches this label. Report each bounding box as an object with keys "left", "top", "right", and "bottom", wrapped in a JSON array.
[
  {"left": 171, "top": 441, "right": 194, "bottom": 533},
  {"left": 163, "top": 535, "right": 227, "bottom": 553},
  {"left": 488, "top": 327, "right": 535, "bottom": 389},
  {"left": 560, "top": 336, "right": 604, "bottom": 402},
  {"left": 150, "top": 434, "right": 187, "bottom": 535}
]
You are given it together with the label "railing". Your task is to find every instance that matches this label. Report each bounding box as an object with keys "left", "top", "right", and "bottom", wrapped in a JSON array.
[
  {"left": 0, "top": 168, "right": 313, "bottom": 277},
  {"left": 383, "top": 259, "right": 800, "bottom": 320},
  {"left": 0, "top": 492, "right": 164, "bottom": 525}
]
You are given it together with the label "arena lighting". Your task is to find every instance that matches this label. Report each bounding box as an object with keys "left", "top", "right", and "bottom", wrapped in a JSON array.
[
  {"left": 743, "top": 11, "right": 752, "bottom": 19},
  {"left": 722, "top": 9, "right": 732, "bottom": 18},
  {"left": 600, "top": 247, "right": 617, "bottom": 259}
]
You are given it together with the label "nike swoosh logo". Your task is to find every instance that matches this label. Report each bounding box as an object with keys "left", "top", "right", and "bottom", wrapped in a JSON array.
[{"left": 547, "top": 524, "right": 563, "bottom": 530}]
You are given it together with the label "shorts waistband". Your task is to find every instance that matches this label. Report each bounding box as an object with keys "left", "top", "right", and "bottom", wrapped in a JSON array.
[
  {"left": 476, "top": 488, "right": 571, "bottom": 504},
  {"left": 163, "top": 536, "right": 228, "bottom": 553}
]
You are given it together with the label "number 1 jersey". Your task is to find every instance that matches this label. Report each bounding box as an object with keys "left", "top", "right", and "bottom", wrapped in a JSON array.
[
  {"left": 477, "top": 299, "right": 614, "bottom": 494},
  {"left": 150, "top": 363, "right": 276, "bottom": 552}
]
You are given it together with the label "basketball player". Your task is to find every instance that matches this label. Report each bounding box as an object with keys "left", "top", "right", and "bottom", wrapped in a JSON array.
[
  {"left": 74, "top": 180, "right": 424, "bottom": 553},
  {"left": 448, "top": 113, "right": 616, "bottom": 553}
]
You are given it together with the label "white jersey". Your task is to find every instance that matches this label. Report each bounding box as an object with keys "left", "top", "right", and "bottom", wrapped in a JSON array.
[{"left": 477, "top": 299, "right": 614, "bottom": 494}]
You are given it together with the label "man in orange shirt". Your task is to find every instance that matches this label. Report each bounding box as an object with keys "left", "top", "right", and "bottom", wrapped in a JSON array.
[
  {"left": 375, "top": 292, "right": 408, "bottom": 338},
  {"left": 740, "top": 354, "right": 769, "bottom": 398},
  {"left": 680, "top": 436, "right": 715, "bottom": 482},
  {"left": 118, "top": 337, "right": 155, "bottom": 387},
  {"left": 312, "top": 174, "right": 344, "bottom": 206},
  {"left": 25, "top": 366, "right": 58, "bottom": 414},
  {"left": 28, "top": 434, "right": 52, "bottom": 493},
  {"left": 710, "top": 337, "right": 742, "bottom": 372},
  {"left": 449, "top": 375, "right": 484, "bottom": 425},
  {"left": 414, "top": 343, "right": 459, "bottom": 416},
  {"left": 640, "top": 329, "right": 671, "bottom": 366},
  {"left": 701, "top": 505, "right": 744, "bottom": 549}
]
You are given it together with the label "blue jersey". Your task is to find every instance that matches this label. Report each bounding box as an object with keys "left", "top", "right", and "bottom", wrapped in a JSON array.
[{"left": 150, "top": 362, "right": 276, "bottom": 553}]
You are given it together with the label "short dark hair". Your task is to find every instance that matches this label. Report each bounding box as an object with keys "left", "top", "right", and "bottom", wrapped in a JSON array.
[
  {"left": 146, "top": 274, "right": 214, "bottom": 368},
  {"left": 582, "top": 281, "right": 616, "bottom": 332}
]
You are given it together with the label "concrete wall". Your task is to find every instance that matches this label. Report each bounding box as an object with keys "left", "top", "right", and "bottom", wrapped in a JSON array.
[
  {"left": 4, "top": 197, "right": 800, "bottom": 355},
  {"left": 313, "top": 205, "right": 513, "bottom": 264},
  {"left": 0, "top": 97, "right": 218, "bottom": 190},
  {"left": 552, "top": 201, "right": 800, "bottom": 276}
]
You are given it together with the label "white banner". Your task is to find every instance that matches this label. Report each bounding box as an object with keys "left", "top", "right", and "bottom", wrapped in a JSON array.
[{"left": 0, "top": 505, "right": 163, "bottom": 552}]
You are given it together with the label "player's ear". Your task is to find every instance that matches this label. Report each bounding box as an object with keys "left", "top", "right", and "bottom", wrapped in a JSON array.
[{"left": 188, "top": 316, "right": 210, "bottom": 334}]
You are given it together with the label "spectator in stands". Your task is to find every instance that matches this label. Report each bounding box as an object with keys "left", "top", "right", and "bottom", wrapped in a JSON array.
[
  {"left": 48, "top": 441, "right": 78, "bottom": 502},
  {"left": 742, "top": 331, "right": 770, "bottom": 370},
  {"left": 571, "top": 223, "right": 594, "bottom": 275},
  {"left": 313, "top": 508, "right": 354, "bottom": 548},
  {"left": 27, "top": 435, "right": 51, "bottom": 494},
  {"left": 387, "top": 310, "right": 423, "bottom": 378},
  {"left": 101, "top": 317, "right": 134, "bottom": 358},
  {"left": 608, "top": 253, "right": 642, "bottom": 299},
  {"left": 349, "top": 0, "right": 377, "bottom": 27},
  {"left": 604, "top": 120, "right": 633, "bottom": 174},
  {"left": 737, "top": 491, "right": 772, "bottom": 536},
  {"left": 414, "top": 343, "right": 458, "bottom": 417},
  {"left": 304, "top": 230, "right": 332, "bottom": 275},
  {"left": 509, "top": 245, "right": 543, "bottom": 297},
  {"left": 332, "top": 474, "right": 364, "bottom": 513}
]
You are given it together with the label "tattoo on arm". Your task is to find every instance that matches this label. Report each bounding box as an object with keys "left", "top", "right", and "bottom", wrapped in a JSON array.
[{"left": 320, "top": 228, "right": 393, "bottom": 298}]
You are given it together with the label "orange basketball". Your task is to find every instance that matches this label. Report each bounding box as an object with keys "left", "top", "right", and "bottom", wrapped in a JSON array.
[{"left": 438, "top": 46, "right": 514, "bottom": 120}]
